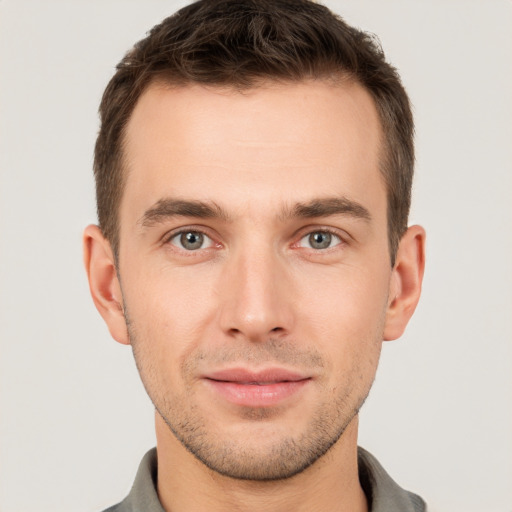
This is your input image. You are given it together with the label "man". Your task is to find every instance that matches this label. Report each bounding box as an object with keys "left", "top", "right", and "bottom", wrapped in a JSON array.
[{"left": 83, "top": 0, "right": 426, "bottom": 510}]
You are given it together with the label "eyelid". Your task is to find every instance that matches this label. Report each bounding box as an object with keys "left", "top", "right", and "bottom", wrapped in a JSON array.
[
  {"left": 159, "top": 224, "right": 350, "bottom": 252},
  {"left": 292, "top": 226, "right": 350, "bottom": 250},
  {"left": 170, "top": 232, "right": 213, "bottom": 250},
  {"left": 162, "top": 225, "right": 221, "bottom": 249}
]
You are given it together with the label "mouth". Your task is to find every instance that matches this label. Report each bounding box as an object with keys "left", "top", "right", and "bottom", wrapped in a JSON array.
[{"left": 202, "top": 368, "right": 311, "bottom": 407}]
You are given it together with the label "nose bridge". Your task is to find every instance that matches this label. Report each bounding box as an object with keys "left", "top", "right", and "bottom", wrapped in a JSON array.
[{"left": 219, "top": 236, "right": 293, "bottom": 341}]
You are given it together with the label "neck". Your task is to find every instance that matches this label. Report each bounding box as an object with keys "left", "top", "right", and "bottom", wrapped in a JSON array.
[{"left": 155, "top": 412, "right": 368, "bottom": 512}]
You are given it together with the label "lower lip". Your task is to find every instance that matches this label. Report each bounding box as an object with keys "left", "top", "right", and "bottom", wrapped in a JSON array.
[{"left": 205, "top": 379, "right": 310, "bottom": 407}]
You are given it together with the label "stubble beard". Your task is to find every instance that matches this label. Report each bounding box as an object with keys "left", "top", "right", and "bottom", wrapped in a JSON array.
[
  {"left": 127, "top": 320, "right": 381, "bottom": 482},
  {"left": 154, "top": 382, "right": 370, "bottom": 481}
]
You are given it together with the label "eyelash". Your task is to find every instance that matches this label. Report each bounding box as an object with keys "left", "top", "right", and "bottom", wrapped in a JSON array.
[
  {"left": 295, "top": 227, "right": 345, "bottom": 251},
  {"left": 162, "top": 226, "right": 348, "bottom": 253},
  {"left": 163, "top": 226, "right": 219, "bottom": 251}
]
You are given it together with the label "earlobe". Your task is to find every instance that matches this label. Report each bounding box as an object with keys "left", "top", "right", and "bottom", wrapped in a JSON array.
[
  {"left": 383, "top": 225, "right": 426, "bottom": 341},
  {"left": 83, "top": 225, "right": 130, "bottom": 345}
]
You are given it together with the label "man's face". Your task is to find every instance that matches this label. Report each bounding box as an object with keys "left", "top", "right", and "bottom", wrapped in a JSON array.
[{"left": 117, "top": 80, "right": 393, "bottom": 480}]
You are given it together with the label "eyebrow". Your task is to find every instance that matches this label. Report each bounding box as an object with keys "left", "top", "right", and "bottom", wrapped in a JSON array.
[
  {"left": 139, "top": 199, "right": 230, "bottom": 228},
  {"left": 282, "top": 197, "right": 372, "bottom": 222},
  {"left": 139, "top": 195, "right": 371, "bottom": 228}
]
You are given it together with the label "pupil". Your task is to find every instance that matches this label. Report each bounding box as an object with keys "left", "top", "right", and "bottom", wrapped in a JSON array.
[
  {"left": 310, "top": 232, "right": 331, "bottom": 249},
  {"left": 181, "top": 231, "right": 203, "bottom": 249}
]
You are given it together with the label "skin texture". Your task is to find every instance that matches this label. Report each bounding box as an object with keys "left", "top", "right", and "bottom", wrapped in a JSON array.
[{"left": 84, "top": 80, "right": 425, "bottom": 512}]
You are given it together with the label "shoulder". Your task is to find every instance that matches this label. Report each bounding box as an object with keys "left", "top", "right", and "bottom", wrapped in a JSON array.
[
  {"left": 99, "top": 448, "right": 162, "bottom": 512},
  {"left": 358, "top": 446, "right": 426, "bottom": 512},
  {"left": 101, "top": 505, "right": 124, "bottom": 512},
  {"left": 100, "top": 495, "right": 135, "bottom": 512}
]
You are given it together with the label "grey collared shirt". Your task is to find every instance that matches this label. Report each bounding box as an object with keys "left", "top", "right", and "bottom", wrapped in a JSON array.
[{"left": 103, "top": 447, "right": 426, "bottom": 512}]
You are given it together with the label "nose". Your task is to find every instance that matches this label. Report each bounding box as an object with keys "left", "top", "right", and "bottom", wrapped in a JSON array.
[{"left": 218, "top": 245, "right": 295, "bottom": 342}]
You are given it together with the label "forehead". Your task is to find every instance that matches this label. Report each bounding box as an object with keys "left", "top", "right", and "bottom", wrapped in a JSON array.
[{"left": 120, "top": 80, "right": 385, "bottom": 224}]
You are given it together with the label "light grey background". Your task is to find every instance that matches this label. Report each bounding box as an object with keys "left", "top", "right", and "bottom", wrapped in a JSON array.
[{"left": 1, "top": 1, "right": 511, "bottom": 511}]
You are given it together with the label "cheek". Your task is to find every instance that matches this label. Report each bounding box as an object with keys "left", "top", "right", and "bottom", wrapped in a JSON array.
[
  {"left": 294, "top": 264, "right": 389, "bottom": 358},
  {"left": 122, "top": 263, "right": 221, "bottom": 372},
  {"left": 298, "top": 273, "right": 386, "bottom": 403}
]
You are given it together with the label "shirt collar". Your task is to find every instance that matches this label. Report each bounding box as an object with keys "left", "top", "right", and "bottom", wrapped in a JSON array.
[{"left": 112, "top": 447, "right": 425, "bottom": 512}]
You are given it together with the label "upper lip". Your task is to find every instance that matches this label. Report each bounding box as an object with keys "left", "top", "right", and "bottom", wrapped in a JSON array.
[{"left": 204, "top": 368, "right": 310, "bottom": 384}]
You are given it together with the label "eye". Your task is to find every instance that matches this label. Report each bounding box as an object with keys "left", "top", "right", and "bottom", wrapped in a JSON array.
[
  {"left": 298, "top": 230, "right": 342, "bottom": 250},
  {"left": 168, "top": 230, "right": 214, "bottom": 251}
]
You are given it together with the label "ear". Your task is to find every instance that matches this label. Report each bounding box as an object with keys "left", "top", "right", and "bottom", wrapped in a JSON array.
[
  {"left": 83, "top": 225, "right": 130, "bottom": 345},
  {"left": 383, "top": 225, "right": 426, "bottom": 341}
]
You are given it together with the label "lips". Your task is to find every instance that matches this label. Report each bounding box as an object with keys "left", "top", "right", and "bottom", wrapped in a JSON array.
[
  {"left": 206, "top": 368, "right": 307, "bottom": 383},
  {"left": 203, "top": 368, "right": 311, "bottom": 407}
]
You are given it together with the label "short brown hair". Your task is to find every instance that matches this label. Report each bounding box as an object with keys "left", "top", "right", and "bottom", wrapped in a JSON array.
[{"left": 94, "top": 0, "right": 414, "bottom": 264}]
